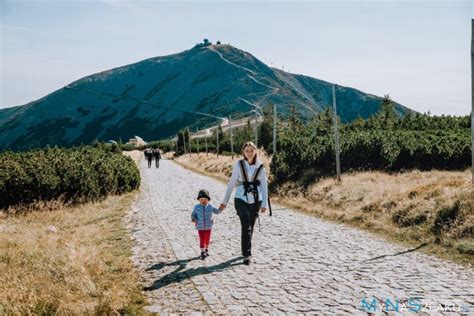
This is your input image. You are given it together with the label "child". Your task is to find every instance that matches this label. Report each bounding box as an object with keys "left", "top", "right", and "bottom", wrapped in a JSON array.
[{"left": 191, "top": 189, "right": 223, "bottom": 260}]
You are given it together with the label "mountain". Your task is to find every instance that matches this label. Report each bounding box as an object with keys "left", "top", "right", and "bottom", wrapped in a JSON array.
[{"left": 0, "top": 42, "right": 412, "bottom": 150}]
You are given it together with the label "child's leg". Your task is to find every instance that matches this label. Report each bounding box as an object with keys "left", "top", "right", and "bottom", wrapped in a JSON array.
[
  {"left": 204, "top": 230, "right": 212, "bottom": 249},
  {"left": 198, "top": 230, "right": 206, "bottom": 250}
]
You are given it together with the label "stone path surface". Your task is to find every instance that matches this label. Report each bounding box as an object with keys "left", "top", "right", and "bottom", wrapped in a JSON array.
[{"left": 128, "top": 159, "right": 473, "bottom": 315}]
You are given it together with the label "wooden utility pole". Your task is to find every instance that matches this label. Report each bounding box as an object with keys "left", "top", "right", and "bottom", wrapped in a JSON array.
[
  {"left": 254, "top": 110, "right": 258, "bottom": 146},
  {"left": 216, "top": 126, "right": 220, "bottom": 158},
  {"left": 273, "top": 103, "right": 277, "bottom": 154},
  {"left": 229, "top": 116, "right": 234, "bottom": 159},
  {"left": 196, "top": 128, "right": 199, "bottom": 154},
  {"left": 471, "top": 19, "right": 474, "bottom": 187},
  {"left": 189, "top": 132, "right": 192, "bottom": 156},
  {"left": 183, "top": 132, "right": 187, "bottom": 155},
  {"left": 332, "top": 84, "right": 341, "bottom": 182}
]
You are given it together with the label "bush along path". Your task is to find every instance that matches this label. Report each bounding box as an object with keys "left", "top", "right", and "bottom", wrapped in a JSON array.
[
  {"left": 128, "top": 159, "right": 473, "bottom": 314},
  {"left": 0, "top": 145, "right": 140, "bottom": 211}
]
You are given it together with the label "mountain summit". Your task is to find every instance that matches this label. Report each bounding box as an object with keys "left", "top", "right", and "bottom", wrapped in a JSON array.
[{"left": 0, "top": 41, "right": 411, "bottom": 150}]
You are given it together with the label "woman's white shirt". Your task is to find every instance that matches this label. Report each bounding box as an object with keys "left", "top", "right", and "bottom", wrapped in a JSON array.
[{"left": 221, "top": 158, "right": 268, "bottom": 208}]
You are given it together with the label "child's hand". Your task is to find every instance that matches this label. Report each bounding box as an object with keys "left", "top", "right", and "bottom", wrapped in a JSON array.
[{"left": 219, "top": 203, "right": 226, "bottom": 211}]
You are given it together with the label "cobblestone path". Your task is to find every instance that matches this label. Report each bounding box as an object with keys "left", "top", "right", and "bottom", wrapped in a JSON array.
[{"left": 128, "top": 159, "right": 473, "bottom": 315}]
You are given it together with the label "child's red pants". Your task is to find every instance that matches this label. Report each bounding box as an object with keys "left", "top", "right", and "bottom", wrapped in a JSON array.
[{"left": 198, "top": 230, "right": 212, "bottom": 249}]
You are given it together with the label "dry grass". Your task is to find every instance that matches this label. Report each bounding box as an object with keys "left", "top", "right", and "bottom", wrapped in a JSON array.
[
  {"left": 274, "top": 169, "right": 473, "bottom": 265},
  {"left": 0, "top": 193, "right": 147, "bottom": 315},
  {"left": 123, "top": 150, "right": 142, "bottom": 165},
  {"left": 174, "top": 151, "right": 271, "bottom": 183},
  {"left": 175, "top": 154, "right": 473, "bottom": 266}
]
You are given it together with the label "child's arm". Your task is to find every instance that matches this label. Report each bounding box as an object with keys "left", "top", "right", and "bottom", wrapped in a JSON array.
[
  {"left": 191, "top": 206, "right": 197, "bottom": 222},
  {"left": 211, "top": 204, "right": 222, "bottom": 214}
]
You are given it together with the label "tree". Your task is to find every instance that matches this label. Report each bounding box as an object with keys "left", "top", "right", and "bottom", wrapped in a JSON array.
[
  {"left": 176, "top": 128, "right": 190, "bottom": 155},
  {"left": 258, "top": 104, "right": 274, "bottom": 153},
  {"left": 234, "top": 119, "right": 253, "bottom": 151},
  {"left": 289, "top": 105, "right": 303, "bottom": 130},
  {"left": 377, "top": 95, "right": 397, "bottom": 129},
  {"left": 309, "top": 108, "right": 333, "bottom": 136}
]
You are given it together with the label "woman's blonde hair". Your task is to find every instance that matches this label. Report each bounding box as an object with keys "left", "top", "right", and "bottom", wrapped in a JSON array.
[{"left": 241, "top": 141, "right": 258, "bottom": 165}]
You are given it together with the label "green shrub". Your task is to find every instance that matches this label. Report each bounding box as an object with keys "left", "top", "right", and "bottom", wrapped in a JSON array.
[
  {"left": 392, "top": 209, "right": 428, "bottom": 227},
  {"left": 0, "top": 145, "right": 140, "bottom": 210},
  {"left": 271, "top": 129, "right": 470, "bottom": 185},
  {"left": 455, "top": 240, "right": 474, "bottom": 255},
  {"left": 432, "top": 201, "right": 462, "bottom": 237}
]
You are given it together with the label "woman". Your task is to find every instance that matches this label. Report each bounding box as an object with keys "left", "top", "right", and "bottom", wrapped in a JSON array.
[{"left": 219, "top": 141, "right": 268, "bottom": 265}]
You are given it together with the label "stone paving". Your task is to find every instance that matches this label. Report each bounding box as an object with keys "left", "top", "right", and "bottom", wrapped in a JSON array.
[{"left": 128, "top": 159, "right": 474, "bottom": 315}]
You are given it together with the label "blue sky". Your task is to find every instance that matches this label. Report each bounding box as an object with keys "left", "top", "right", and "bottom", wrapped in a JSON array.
[{"left": 0, "top": 0, "right": 472, "bottom": 115}]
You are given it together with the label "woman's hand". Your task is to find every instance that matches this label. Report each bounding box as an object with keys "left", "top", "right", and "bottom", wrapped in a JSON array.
[
  {"left": 219, "top": 203, "right": 226, "bottom": 211},
  {"left": 260, "top": 207, "right": 267, "bottom": 213}
]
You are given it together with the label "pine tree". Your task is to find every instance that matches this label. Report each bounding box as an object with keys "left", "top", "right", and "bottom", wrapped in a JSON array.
[{"left": 377, "top": 95, "right": 397, "bottom": 129}]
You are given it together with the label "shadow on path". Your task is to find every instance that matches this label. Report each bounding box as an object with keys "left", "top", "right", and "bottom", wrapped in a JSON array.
[
  {"left": 144, "top": 256, "right": 243, "bottom": 291},
  {"left": 364, "top": 242, "right": 429, "bottom": 262},
  {"left": 145, "top": 256, "right": 202, "bottom": 273}
]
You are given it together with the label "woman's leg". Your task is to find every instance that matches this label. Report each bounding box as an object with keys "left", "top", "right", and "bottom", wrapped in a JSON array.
[
  {"left": 249, "top": 201, "right": 261, "bottom": 238},
  {"left": 235, "top": 199, "right": 253, "bottom": 258}
]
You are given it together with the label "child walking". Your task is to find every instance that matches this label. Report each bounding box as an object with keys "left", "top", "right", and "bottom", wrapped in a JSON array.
[{"left": 191, "top": 189, "right": 223, "bottom": 260}]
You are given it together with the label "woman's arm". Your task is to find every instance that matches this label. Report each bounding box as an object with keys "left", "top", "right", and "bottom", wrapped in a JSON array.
[
  {"left": 260, "top": 166, "right": 269, "bottom": 209},
  {"left": 220, "top": 162, "right": 239, "bottom": 207}
]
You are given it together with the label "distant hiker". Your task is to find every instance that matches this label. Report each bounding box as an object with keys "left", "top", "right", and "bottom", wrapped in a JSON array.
[
  {"left": 191, "top": 189, "right": 223, "bottom": 260},
  {"left": 153, "top": 148, "right": 161, "bottom": 168},
  {"left": 144, "top": 147, "right": 153, "bottom": 168},
  {"left": 219, "top": 141, "right": 268, "bottom": 265}
]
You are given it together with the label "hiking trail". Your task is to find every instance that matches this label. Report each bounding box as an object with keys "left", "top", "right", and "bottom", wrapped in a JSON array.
[{"left": 128, "top": 159, "right": 473, "bottom": 314}]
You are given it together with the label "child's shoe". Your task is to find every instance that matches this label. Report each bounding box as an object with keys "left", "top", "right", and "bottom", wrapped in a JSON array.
[
  {"left": 243, "top": 256, "right": 251, "bottom": 265},
  {"left": 204, "top": 249, "right": 209, "bottom": 257},
  {"left": 200, "top": 251, "right": 206, "bottom": 260}
]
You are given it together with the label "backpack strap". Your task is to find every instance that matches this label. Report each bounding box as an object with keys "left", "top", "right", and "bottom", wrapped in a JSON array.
[
  {"left": 252, "top": 164, "right": 264, "bottom": 183},
  {"left": 239, "top": 160, "right": 265, "bottom": 205},
  {"left": 239, "top": 160, "right": 250, "bottom": 203},
  {"left": 239, "top": 159, "right": 249, "bottom": 183},
  {"left": 251, "top": 164, "right": 264, "bottom": 204}
]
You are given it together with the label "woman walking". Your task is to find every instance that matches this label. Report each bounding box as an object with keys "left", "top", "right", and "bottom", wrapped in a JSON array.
[{"left": 219, "top": 141, "right": 268, "bottom": 265}]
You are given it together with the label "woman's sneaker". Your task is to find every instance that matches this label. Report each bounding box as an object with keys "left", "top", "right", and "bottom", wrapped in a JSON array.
[
  {"left": 243, "top": 256, "right": 251, "bottom": 265},
  {"left": 200, "top": 251, "right": 206, "bottom": 260},
  {"left": 204, "top": 249, "right": 209, "bottom": 257}
]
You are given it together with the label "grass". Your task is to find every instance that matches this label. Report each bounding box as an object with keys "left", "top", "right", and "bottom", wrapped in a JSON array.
[
  {"left": 0, "top": 191, "right": 148, "bottom": 315},
  {"left": 172, "top": 151, "right": 271, "bottom": 182},
  {"left": 174, "top": 153, "right": 473, "bottom": 267}
]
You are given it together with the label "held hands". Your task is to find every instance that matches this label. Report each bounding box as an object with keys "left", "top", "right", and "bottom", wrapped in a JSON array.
[{"left": 218, "top": 203, "right": 265, "bottom": 213}]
